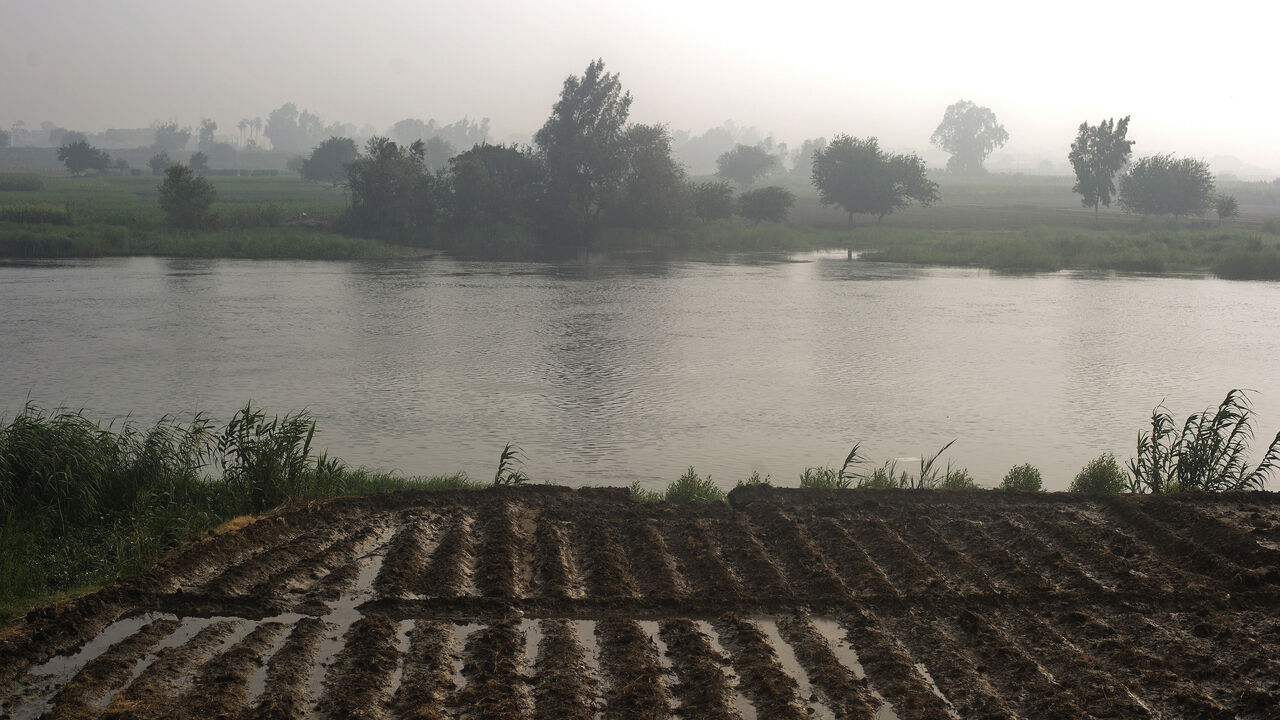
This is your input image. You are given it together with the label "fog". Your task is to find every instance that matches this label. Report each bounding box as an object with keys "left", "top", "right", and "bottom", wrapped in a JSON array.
[{"left": 3, "top": 0, "right": 1278, "bottom": 175}]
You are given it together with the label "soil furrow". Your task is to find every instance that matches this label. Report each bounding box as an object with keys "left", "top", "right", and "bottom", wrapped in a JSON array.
[
  {"left": 1105, "top": 498, "right": 1271, "bottom": 588},
  {"left": 571, "top": 515, "right": 640, "bottom": 602},
  {"left": 740, "top": 504, "right": 852, "bottom": 606},
  {"left": 173, "top": 621, "right": 285, "bottom": 720},
  {"left": 830, "top": 609, "right": 955, "bottom": 719},
  {"left": 983, "top": 516, "right": 1109, "bottom": 596},
  {"left": 246, "top": 616, "right": 327, "bottom": 720},
  {"left": 418, "top": 511, "right": 476, "bottom": 599},
  {"left": 98, "top": 618, "right": 241, "bottom": 720},
  {"left": 198, "top": 528, "right": 338, "bottom": 598},
  {"left": 595, "top": 618, "right": 671, "bottom": 720},
  {"left": 842, "top": 514, "right": 953, "bottom": 599},
  {"left": 894, "top": 517, "right": 1002, "bottom": 597},
  {"left": 531, "top": 618, "right": 599, "bottom": 720},
  {"left": 37, "top": 618, "right": 182, "bottom": 720},
  {"left": 1026, "top": 507, "right": 1166, "bottom": 595},
  {"left": 941, "top": 517, "right": 1059, "bottom": 596},
  {"left": 802, "top": 515, "right": 902, "bottom": 601},
  {"left": 880, "top": 613, "right": 1016, "bottom": 719},
  {"left": 710, "top": 614, "right": 807, "bottom": 720},
  {"left": 1145, "top": 499, "right": 1280, "bottom": 574},
  {"left": 253, "top": 524, "right": 381, "bottom": 601},
  {"left": 315, "top": 614, "right": 402, "bottom": 720},
  {"left": 472, "top": 501, "right": 529, "bottom": 600},
  {"left": 656, "top": 619, "right": 739, "bottom": 720},
  {"left": 775, "top": 612, "right": 882, "bottom": 720},
  {"left": 373, "top": 513, "right": 437, "bottom": 599},
  {"left": 621, "top": 514, "right": 688, "bottom": 604},
  {"left": 388, "top": 620, "right": 452, "bottom": 720},
  {"left": 454, "top": 616, "right": 529, "bottom": 720},
  {"left": 530, "top": 514, "right": 581, "bottom": 600},
  {"left": 713, "top": 515, "right": 795, "bottom": 603}
]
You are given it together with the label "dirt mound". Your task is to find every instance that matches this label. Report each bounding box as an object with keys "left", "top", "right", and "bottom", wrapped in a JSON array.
[{"left": 4, "top": 486, "right": 1279, "bottom": 719}]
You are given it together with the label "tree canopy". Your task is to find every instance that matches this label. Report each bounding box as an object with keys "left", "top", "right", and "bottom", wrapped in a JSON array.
[
  {"left": 810, "top": 135, "right": 939, "bottom": 225},
  {"left": 607, "top": 123, "right": 688, "bottom": 230},
  {"left": 148, "top": 151, "right": 172, "bottom": 176},
  {"left": 1118, "top": 155, "right": 1215, "bottom": 219},
  {"left": 448, "top": 143, "right": 544, "bottom": 226},
  {"left": 158, "top": 164, "right": 217, "bottom": 228},
  {"left": 737, "top": 186, "right": 794, "bottom": 224},
  {"left": 534, "top": 59, "right": 633, "bottom": 245},
  {"left": 57, "top": 140, "right": 111, "bottom": 175},
  {"left": 930, "top": 100, "right": 1008, "bottom": 174},
  {"left": 301, "top": 136, "right": 359, "bottom": 185},
  {"left": 151, "top": 121, "right": 192, "bottom": 155},
  {"left": 715, "top": 144, "right": 780, "bottom": 187},
  {"left": 1068, "top": 116, "right": 1134, "bottom": 216},
  {"left": 344, "top": 137, "right": 442, "bottom": 242}
]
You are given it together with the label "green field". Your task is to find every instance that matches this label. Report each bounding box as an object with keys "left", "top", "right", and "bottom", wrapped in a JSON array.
[{"left": 4, "top": 169, "right": 1280, "bottom": 275}]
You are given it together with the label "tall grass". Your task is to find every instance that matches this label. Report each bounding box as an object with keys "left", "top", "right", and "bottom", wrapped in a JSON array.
[
  {"left": 1128, "top": 390, "right": 1280, "bottom": 493},
  {"left": 0, "top": 203, "right": 70, "bottom": 225},
  {"left": 0, "top": 174, "right": 44, "bottom": 191}
]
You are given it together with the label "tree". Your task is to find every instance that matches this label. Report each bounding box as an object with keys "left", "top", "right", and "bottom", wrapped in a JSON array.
[
  {"left": 300, "top": 136, "right": 359, "bottom": 185},
  {"left": 737, "top": 186, "right": 794, "bottom": 224},
  {"left": 1214, "top": 194, "right": 1239, "bottom": 225},
  {"left": 158, "top": 164, "right": 217, "bottom": 228},
  {"left": 811, "top": 135, "right": 939, "bottom": 228},
  {"left": 448, "top": 143, "right": 544, "bottom": 226},
  {"left": 188, "top": 151, "right": 210, "bottom": 175},
  {"left": 715, "top": 143, "right": 779, "bottom": 187},
  {"left": 790, "top": 137, "right": 827, "bottom": 179},
  {"left": 148, "top": 151, "right": 172, "bottom": 175},
  {"left": 197, "top": 118, "right": 218, "bottom": 151},
  {"left": 265, "top": 102, "right": 326, "bottom": 154},
  {"left": 1068, "top": 116, "right": 1134, "bottom": 217},
  {"left": 57, "top": 140, "right": 111, "bottom": 175},
  {"left": 692, "top": 181, "right": 735, "bottom": 221},
  {"left": 0, "top": 129, "right": 9, "bottom": 148},
  {"left": 930, "top": 100, "right": 1008, "bottom": 174},
  {"left": 607, "top": 123, "right": 689, "bottom": 229},
  {"left": 344, "top": 137, "right": 443, "bottom": 242},
  {"left": 1118, "top": 155, "right": 1215, "bottom": 220},
  {"left": 151, "top": 121, "right": 192, "bottom": 155},
  {"left": 534, "top": 58, "right": 633, "bottom": 245}
]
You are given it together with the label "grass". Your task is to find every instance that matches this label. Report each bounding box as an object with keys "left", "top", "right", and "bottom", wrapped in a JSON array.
[{"left": 0, "top": 223, "right": 406, "bottom": 260}]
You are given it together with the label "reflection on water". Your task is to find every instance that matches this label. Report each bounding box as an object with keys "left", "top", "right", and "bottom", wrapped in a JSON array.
[{"left": 2, "top": 252, "right": 1278, "bottom": 491}]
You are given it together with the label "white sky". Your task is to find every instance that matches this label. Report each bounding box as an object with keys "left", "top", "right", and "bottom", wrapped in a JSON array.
[{"left": 3, "top": 0, "right": 1278, "bottom": 173}]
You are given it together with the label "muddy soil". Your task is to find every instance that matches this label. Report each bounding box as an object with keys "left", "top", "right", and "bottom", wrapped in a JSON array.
[{"left": 3, "top": 485, "right": 1279, "bottom": 719}]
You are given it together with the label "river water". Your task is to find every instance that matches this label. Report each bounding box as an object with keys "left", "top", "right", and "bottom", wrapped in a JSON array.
[{"left": 2, "top": 253, "right": 1278, "bottom": 491}]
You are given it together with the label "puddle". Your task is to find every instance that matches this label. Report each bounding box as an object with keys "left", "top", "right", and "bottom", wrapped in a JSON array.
[
  {"left": 386, "top": 620, "right": 415, "bottom": 698},
  {"left": 914, "top": 662, "right": 961, "bottom": 719},
  {"left": 758, "top": 619, "right": 834, "bottom": 720},
  {"left": 244, "top": 623, "right": 293, "bottom": 706},
  {"left": 520, "top": 617, "right": 543, "bottom": 669},
  {"left": 811, "top": 617, "right": 899, "bottom": 720},
  {"left": 637, "top": 620, "right": 680, "bottom": 710},
  {"left": 696, "top": 620, "right": 756, "bottom": 720},
  {"left": 450, "top": 622, "right": 484, "bottom": 691}
]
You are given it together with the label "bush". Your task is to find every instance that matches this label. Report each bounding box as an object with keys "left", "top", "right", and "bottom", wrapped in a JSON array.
[
  {"left": 158, "top": 164, "right": 217, "bottom": 228},
  {"left": 1069, "top": 454, "right": 1127, "bottom": 493},
  {"left": 0, "top": 203, "right": 70, "bottom": 225},
  {"left": 940, "top": 468, "right": 977, "bottom": 489},
  {"left": 737, "top": 185, "right": 795, "bottom": 224},
  {"left": 799, "top": 466, "right": 849, "bottom": 489},
  {"left": 0, "top": 173, "right": 43, "bottom": 191},
  {"left": 1000, "top": 463, "right": 1043, "bottom": 491},
  {"left": 662, "top": 467, "right": 726, "bottom": 503}
]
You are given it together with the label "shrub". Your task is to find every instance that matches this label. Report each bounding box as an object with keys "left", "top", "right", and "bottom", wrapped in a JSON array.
[
  {"left": 628, "top": 481, "right": 663, "bottom": 503},
  {"left": 800, "top": 466, "right": 848, "bottom": 489},
  {"left": 737, "top": 185, "right": 795, "bottom": 224},
  {"left": 158, "top": 164, "right": 217, "bottom": 228},
  {"left": 0, "top": 173, "right": 43, "bottom": 191},
  {"left": 736, "top": 471, "right": 771, "bottom": 488},
  {"left": 662, "top": 467, "right": 725, "bottom": 503},
  {"left": 1069, "top": 454, "right": 1127, "bottom": 493},
  {"left": 0, "top": 203, "right": 70, "bottom": 225},
  {"left": 940, "top": 468, "right": 977, "bottom": 489},
  {"left": 1000, "top": 463, "right": 1043, "bottom": 491}
]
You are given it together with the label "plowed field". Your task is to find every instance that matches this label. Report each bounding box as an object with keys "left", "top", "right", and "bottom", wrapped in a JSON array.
[{"left": 4, "top": 486, "right": 1280, "bottom": 719}]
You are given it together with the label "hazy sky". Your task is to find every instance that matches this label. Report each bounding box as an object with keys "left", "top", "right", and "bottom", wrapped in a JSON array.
[{"left": 4, "top": 0, "right": 1278, "bottom": 173}]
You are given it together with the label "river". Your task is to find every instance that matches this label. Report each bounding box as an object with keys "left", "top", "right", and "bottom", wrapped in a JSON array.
[{"left": 2, "top": 253, "right": 1278, "bottom": 491}]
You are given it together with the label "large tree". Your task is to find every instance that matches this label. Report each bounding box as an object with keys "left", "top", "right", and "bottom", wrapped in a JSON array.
[
  {"left": 265, "top": 102, "right": 326, "bottom": 154},
  {"left": 57, "top": 140, "right": 111, "bottom": 175},
  {"left": 737, "top": 186, "right": 794, "bottom": 225},
  {"left": 534, "top": 59, "right": 633, "bottom": 245},
  {"left": 930, "top": 100, "right": 1008, "bottom": 174},
  {"left": 1118, "top": 154, "right": 1215, "bottom": 220},
  {"left": 301, "top": 136, "right": 359, "bottom": 185},
  {"left": 1068, "top": 116, "right": 1134, "bottom": 217},
  {"left": 448, "top": 143, "right": 544, "bottom": 226},
  {"left": 715, "top": 143, "right": 780, "bottom": 187},
  {"left": 811, "top": 135, "right": 939, "bottom": 227},
  {"left": 607, "top": 123, "right": 689, "bottom": 230},
  {"left": 344, "top": 137, "right": 443, "bottom": 242},
  {"left": 151, "top": 121, "right": 192, "bottom": 155}
]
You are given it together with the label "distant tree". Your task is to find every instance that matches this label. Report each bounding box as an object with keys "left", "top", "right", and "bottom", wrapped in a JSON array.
[
  {"left": 737, "top": 185, "right": 794, "bottom": 224},
  {"left": 811, "top": 134, "right": 939, "bottom": 227},
  {"left": 692, "top": 181, "right": 735, "bottom": 221},
  {"left": 1214, "top": 194, "right": 1239, "bottom": 225},
  {"left": 48, "top": 127, "right": 84, "bottom": 147},
  {"left": 265, "top": 102, "right": 327, "bottom": 154},
  {"left": 930, "top": 100, "right": 1008, "bottom": 174},
  {"left": 534, "top": 58, "right": 633, "bottom": 246},
  {"left": 300, "top": 136, "right": 359, "bottom": 185},
  {"left": 607, "top": 123, "right": 689, "bottom": 229},
  {"left": 1118, "top": 155, "right": 1215, "bottom": 220},
  {"left": 151, "top": 121, "right": 192, "bottom": 155},
  {"left": 448, "top": 143, "right": 544, "bottom": 226},
  {"left": 0, "top": 129, "right": 9, "bottom": 148},
  {"left": 197, "top": 118, "right": 218, "bottom": 151},
  {"left": 148, "top": 151, "right": 172, "bottom": 175},
  {"left": 188, "top": 151, "right": 210, "bottom": 175},
  {"left": 113, "top": 158, "right": 130, "bottom": 174},
  {"left": 158, "top": 164, "right": 217, "bottom": 228},
  {"left": 421, "top": 137, "right": 456, "bottom": 173},
  {"left": 57, "top": 140, "right": 111, "bottom": 175},
  {"left": 1068, "top": 116, "right": 1134, "bottom": 217},
  {"left": 715, "top": 143, "right": 780, "bottom": 187},
  {"left": 344, "top": 137, "right": 443, "bottom": 241},
  {"left": 790, "top": 137, "right": 827, "bottom": 179}
]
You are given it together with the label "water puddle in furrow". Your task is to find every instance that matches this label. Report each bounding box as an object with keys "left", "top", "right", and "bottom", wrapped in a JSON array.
[
  {"left": 810, "top": 617, "right": 900, "bottom": 720},
  {"left": 637, "top": 620, "right": 681, "bottom": 711},
  {"left": 385, "top": 620, "right": 415, "bottom": 700},
  {"left": 570, "top": 620, "right": 604, "bottom": 720},
  {"left": 696, "top": 620, "right": 757, "bottom": 720},
  {"left": 244, "top": 622, "right": 294, "bottom": 706},
  {"left": 913, "top": 662, "right": 962, "bottom": 719},
  {"left": 306, "top": 523, "right": 397, "bottom": 713},
  {"left": 449, "top": 622, "right": 485, "bottom": 692},
  {"left": 520, "top": 617, "right": 543, "bottom": 670},
  {"left": 757, "top": 619, "right": 835, "bottom": 720}
]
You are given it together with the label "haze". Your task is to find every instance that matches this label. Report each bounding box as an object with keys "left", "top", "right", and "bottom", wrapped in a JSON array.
[{"left": 3, "top": 0, "right": 1279, "bottom": 175}]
